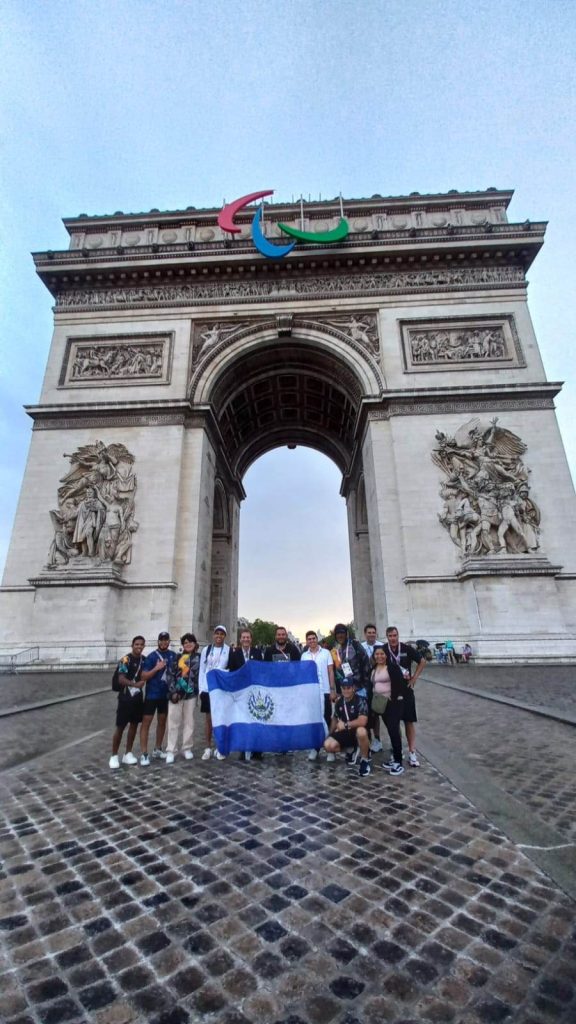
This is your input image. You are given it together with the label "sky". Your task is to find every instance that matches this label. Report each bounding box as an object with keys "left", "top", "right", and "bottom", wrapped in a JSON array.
[{"left": 1, "top": 0, "right": 575, "bottom": 639}]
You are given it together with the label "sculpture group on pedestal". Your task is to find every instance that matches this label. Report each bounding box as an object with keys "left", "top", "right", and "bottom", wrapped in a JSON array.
[
  {"left": 433, "top": 418, "right": 541, "bottom": 557},
  {"left": 47, "top": 441, "right": 138, "bottom": 570}
]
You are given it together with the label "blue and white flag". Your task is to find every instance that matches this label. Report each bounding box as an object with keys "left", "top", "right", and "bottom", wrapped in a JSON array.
[{"left": 207, "top": 660, "right": 327, "bottom": 755}]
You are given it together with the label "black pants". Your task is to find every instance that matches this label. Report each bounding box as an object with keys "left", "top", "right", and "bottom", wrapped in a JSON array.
[{"left": 382, "top": 699, "right": 403, "bottom": 764}]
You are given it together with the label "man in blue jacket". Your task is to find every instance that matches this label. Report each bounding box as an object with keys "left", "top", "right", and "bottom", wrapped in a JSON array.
[{"left": 139, "top": 630, "right": 178, "bottom": 766}]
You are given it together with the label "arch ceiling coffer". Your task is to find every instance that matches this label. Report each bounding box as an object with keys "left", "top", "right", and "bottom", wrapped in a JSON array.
[{"left": 205, "top": 340, "right": 364, "bottom": 477}]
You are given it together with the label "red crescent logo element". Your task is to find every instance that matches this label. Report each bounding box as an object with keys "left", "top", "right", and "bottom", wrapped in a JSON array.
[{"left": 218, "top": 190, "right": 275, "bottom": 235}]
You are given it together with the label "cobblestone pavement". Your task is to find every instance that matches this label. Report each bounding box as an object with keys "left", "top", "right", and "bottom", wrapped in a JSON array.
[
  {"left": 0, "top": 676, "right": 575, "bottom": 1024},
  {"left": 417, "top": 678, "right": 576, "bottom": 842},
  {"left": 421, "top": 665, "right": 576, "bottom": 716}
]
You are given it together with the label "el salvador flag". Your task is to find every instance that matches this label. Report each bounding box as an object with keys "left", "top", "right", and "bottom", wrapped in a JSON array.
[{"left": 207, "top": 660, "right": 327, "bottom": 756}]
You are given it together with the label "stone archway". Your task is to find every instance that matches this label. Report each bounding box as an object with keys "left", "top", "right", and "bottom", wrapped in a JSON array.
[{"left": 191, "top": 323, "right": 383, "bottom": 638}]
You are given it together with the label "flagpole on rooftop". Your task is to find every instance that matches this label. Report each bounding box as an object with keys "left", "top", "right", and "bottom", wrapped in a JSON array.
[
  {"left": 339, "top": 192, "right": 344, "bottom": 218},
  {"left": 300, "top": 195, "right": 304, "bottom": 231}
]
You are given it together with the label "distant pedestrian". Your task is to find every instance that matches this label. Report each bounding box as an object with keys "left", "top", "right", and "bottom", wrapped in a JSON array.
[
  {"left": 323, "top": 681, "right": 371, "bottom": 777},
  {"left": 301, "top": 630, "right": 337, "bottom": 761},
  {"left": 165, "top": 633, "right": 200, "bottom": 764},
  {"left": 139, "top": 631, "right": 178, "bottom": 766},
  {"left": 198, "top": 625, "right": 230, "bottom": 760},
  {"left": 109, "top": 635, "right": 146, "bottom": 769}
]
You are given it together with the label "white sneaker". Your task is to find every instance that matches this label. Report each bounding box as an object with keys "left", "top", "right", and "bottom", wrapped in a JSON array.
[
  {"left": 326, "top": 752, "right": 336, "bottom": 763},
  {"left": 140, "top": 753, "right": 150, "bottom": 767},
  {"left": 165, "top": 752, "right": 175, "bottom": 765},
  {"left": 214, "top": 751, "right": 226, "bottom": 761},
  {"left": 109, "top": 755, "right": 120, "bottom": 770},
  {"left": 183, "top": 750, "right": 194, "bottom": 760},
  {"left": 308, "top": 749, "right": 318, "bottom": 761},
  {"left": 370, "top": 738, "right": 383, "bottom": 753},
  {"left": 408, "top": 751, "right": 420, "bottom": 767},
  {"left": 201, "top": 747, "right": 212, "bottom": 760},
  {"left": 245, "top": 752, "right": 252, "bottom": 761},
  {"left": 152, "top": 748, "right": 166, "bottom": 760},
  {"left": 121, "top": 752, "right": 138, "bottom": 766}
]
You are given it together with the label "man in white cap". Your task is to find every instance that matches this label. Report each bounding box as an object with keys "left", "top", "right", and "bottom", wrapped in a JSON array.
[{"left": 198, "top": 625, "right": 230, "bottom": 760}]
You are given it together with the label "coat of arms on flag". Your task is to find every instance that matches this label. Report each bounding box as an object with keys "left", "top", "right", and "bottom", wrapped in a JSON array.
[{"left": 207, "top": 660, "right": 327, "bottom": 755}]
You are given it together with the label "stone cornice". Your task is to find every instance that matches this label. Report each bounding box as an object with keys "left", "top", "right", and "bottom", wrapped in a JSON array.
[
  {"left": 34, "top": 221, "right": 544, "bottom": 269},
  {"left": 61, "top": 189, "right": 515, "bottom": 231}
]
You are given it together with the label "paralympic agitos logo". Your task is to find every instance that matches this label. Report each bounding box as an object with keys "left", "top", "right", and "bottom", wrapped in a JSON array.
[{"left": 217, "top": 190, "right": 349, "bottom": 259}]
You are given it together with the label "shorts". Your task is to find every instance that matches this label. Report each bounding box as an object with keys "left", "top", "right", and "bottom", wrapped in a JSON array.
[
  {"left": 116, "top": 696, "right": 143, "bottom": 728},
  {"left": 142, "top": 697, "right": 168, "bottom": 718},
  {"left": 329, "top": 727, "right": 357, "bottom": 751},
  {"left": 399, "top": 689, "right": 417, "bottom": 723},
  {"left": 384, "top": 691, "right": 417, "bottom": 724},
  {"left": 199, "top": 692, "right": 211, "bottom": 714}
]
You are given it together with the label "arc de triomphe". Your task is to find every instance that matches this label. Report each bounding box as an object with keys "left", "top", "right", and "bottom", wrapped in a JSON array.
[{"left": 2, "top": 189, "right": 576, "bottom": 662}]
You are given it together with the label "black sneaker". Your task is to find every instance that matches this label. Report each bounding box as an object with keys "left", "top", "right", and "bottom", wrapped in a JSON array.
[
  {"left": 359, "top": 758, "right": 371, "bottom": 778},
  {"left": 389, "top": 762, "right": 404, "bottom": 776},
  {"left": 345, "top": 748, "right": 359, "bottom": 766}
]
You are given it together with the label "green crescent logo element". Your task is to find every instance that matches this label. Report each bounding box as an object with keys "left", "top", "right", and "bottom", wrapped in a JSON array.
[{"left": 276, "top": 217, "right": 350, "bottom": 244}]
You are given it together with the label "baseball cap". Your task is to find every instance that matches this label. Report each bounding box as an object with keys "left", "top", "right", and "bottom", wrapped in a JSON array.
[
  {"left": 158, "top": 631, "right": 170, "bottom": 640},
  {"left": 214, "top": 624, "right": 227, "bottom": 635}
]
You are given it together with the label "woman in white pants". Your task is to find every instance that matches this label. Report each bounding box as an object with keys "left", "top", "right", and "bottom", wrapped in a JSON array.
[{"left": 165, "top": 634, "right": 200, "bottom": 763}]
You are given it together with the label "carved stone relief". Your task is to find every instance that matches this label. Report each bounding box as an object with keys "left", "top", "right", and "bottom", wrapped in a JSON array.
[
  {"left": 46, "top": 441, "right": 138, "bottom": 571},
  {"left": 321, "top": 315, "right": 379, "bottom": 356},
  {"left": 191, "top": 313, "right": 380, "bottom": 367},
  {"left": 60, "top": 335, "right": 172, "bottom": 387},
  {"left": 432, "top": 418, "right": 541, "bottom": 557},
  {"left": 56, "top": 265, "right": 525, "bottom": 311},
  {"left": 401, "top": 317, "right": 524, "bottom": 372}
]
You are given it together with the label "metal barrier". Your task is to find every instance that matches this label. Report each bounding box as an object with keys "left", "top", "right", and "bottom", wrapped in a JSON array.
[{"left": 0, "top": 647, "right": 40, "bottom": 673}]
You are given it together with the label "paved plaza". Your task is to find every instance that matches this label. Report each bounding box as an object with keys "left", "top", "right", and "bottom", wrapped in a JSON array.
[{"left": 0, "top": 667, "right": 575, "bottom": 1024}]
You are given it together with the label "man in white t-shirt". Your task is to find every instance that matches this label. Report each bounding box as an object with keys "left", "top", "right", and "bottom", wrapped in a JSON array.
[
  {"left": 361, "top": 623, "right": 385, "bottom": 753},
  {"left": 301, "top": 630, "right": 337, "bottom": 762},
  {"left": 198, "top": 625, "right": 230, "bottom": 761}
]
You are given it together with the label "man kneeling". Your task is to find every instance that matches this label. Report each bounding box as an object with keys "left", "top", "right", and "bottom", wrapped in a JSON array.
[{"left": 324, "top": 681, "right": 371, "bottom": 777}]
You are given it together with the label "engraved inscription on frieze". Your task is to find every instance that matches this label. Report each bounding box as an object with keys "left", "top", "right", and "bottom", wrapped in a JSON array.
[
  {"left": 46, "top": 441, "right": 139, "bottom": 572},
  {"left": 432, "top": 418, "right": 540, "bottom": 557},
  {"left": 401, "top": 316, "right": 524, "bottom": 372},
  {"left": 59, "top": 334, "right": 173, "bottom": 387}
]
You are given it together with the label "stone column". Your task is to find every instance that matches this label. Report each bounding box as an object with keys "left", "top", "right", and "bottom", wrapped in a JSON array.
[
  {"left": 346, "top": 479, "right": 376, "bottom": 632},
  {"left": 171, "top": 426, "right": 217, "bottom": 643},
  {"left": 362, "top": 415, "right": 412, "bottom": 634},
  {"left": 208, "top": 492, "right": 240, "bottom": 639}
]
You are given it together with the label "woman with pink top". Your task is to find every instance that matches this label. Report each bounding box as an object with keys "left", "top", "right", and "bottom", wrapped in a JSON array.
[{"left": 370, "top": 647, "right": 404, "bottom": 775}]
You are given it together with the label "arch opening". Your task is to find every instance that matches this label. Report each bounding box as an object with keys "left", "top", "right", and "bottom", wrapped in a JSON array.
[
  {"left": 238, "top": 447, "right": 354, "bottom": 640},
  {"left": 201, "top": 335, "right": 371, "bottom": 478}
]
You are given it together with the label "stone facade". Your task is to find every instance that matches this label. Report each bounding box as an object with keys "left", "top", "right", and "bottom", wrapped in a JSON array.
[{"left": 2, "top": 189, "right": 576, "bottom": 661}]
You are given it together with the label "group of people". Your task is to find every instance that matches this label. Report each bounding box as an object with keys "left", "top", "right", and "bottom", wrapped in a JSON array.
[{"left": 109, "top": 622, "right": 426, "bottom": 780}]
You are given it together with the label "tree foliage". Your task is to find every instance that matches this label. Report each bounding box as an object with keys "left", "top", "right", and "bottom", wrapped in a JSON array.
[{"left": 237, "top": 618, "right": 278, "bottom": 647}]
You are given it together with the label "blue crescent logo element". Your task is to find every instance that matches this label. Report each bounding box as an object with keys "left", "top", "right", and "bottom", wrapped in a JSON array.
[{"left": 251, "top": 206, "right": 296, "bottom": 259}]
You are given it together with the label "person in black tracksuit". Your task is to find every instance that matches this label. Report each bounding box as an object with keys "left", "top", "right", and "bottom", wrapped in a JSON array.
[{"left": 229, "top": 628, "right": 263, "bottom": 760}]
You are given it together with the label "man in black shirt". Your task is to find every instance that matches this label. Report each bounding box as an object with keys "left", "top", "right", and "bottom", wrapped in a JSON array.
[
  {"left": 323, "top": 682, "right": 371, "bottom": 777},
  {"left": 382, "top": 625, "right": 425, "bottom": 768},
  {"left": 109, "top": 635, "right": 145, "bottom": 769},
  {"left": 264, "top": 625, "right": 301, "bottom": 662}
]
